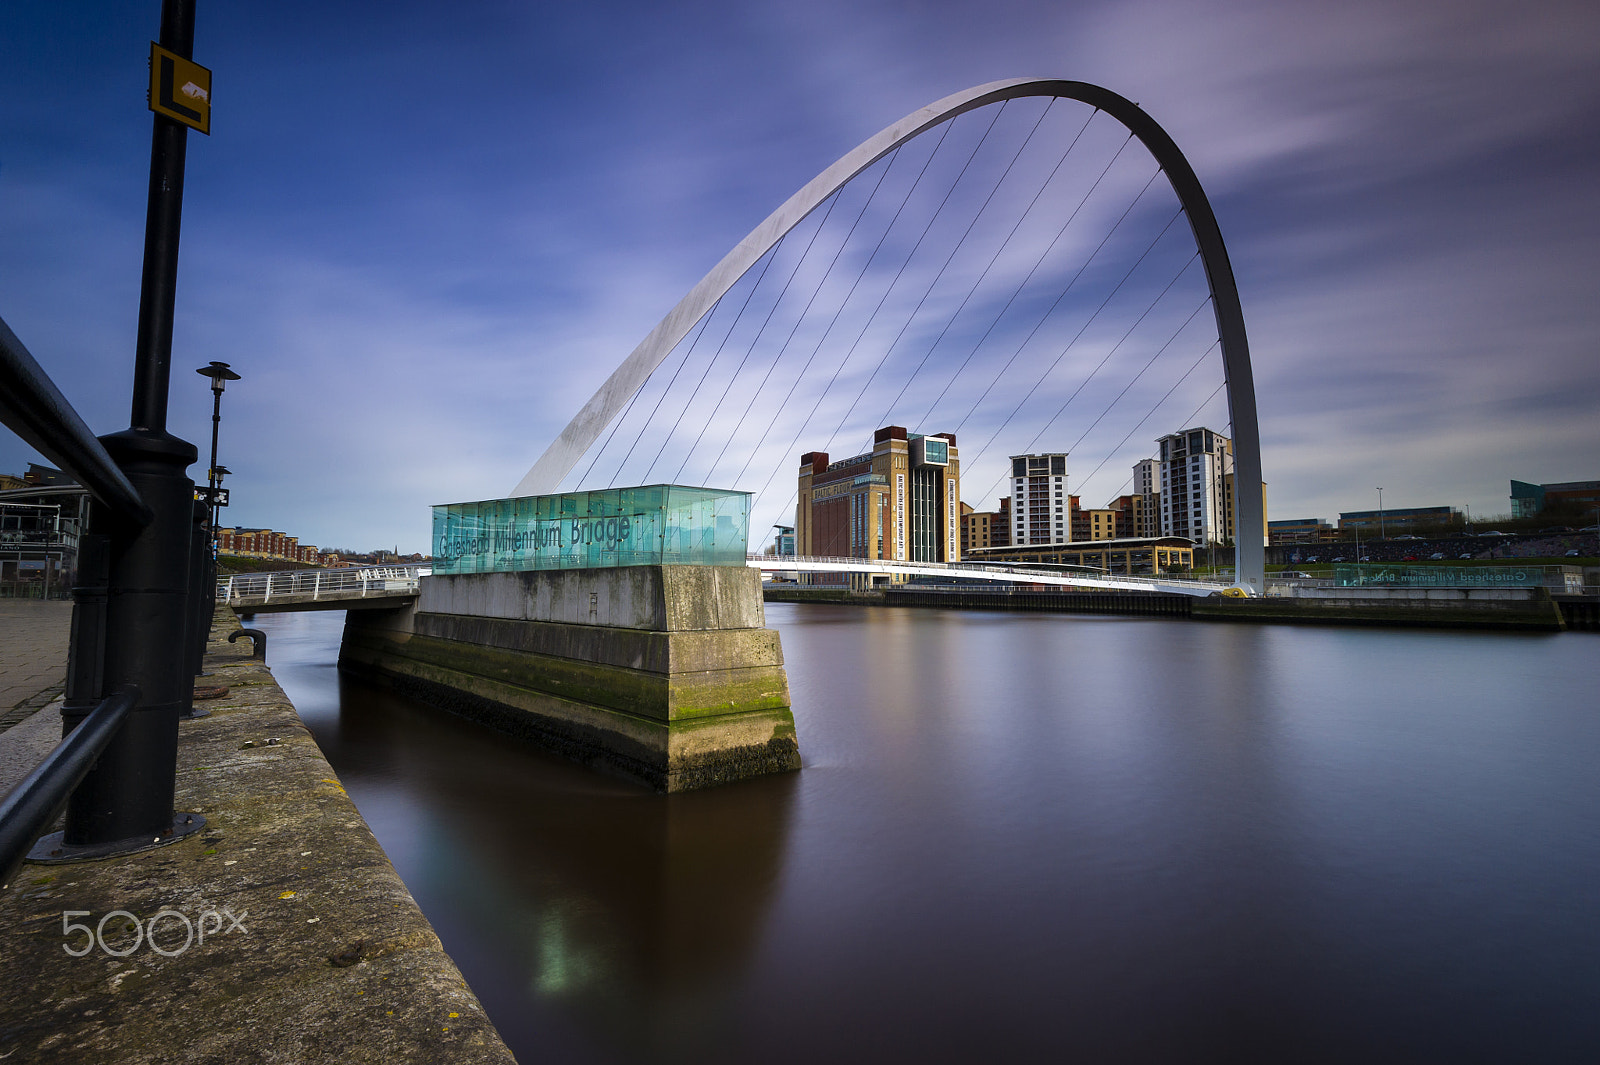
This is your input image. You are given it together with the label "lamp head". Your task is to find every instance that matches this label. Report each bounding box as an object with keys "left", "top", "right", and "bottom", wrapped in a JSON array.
[{"left": 196, "top": 361, "right": 242, "bottom": 394}]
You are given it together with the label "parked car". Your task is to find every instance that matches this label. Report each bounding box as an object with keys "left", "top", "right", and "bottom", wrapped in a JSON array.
[
  {"left": 1402, "top": 555, "right": 1418, "bottom": 561},
  {"left": 1458, "top": 552, "right": 1475, "bottom": 559},
  {"left": 1359, "top": 555, "right": 1372, "bottom": 562},
  {"left": 1331, "top": 556, "right": 1346, "bottom": 562},
  {"left": 1305, "top": 556, "right": 1319, "bottom": 563},
  {"left": 1567, "top": 549, "right": 1582, "bottom": 557},
  {"left": 1429, "top": 552, "right": 1445, "bottom": 559}
]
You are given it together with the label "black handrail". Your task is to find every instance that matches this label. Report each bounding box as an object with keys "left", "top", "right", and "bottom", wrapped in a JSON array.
[
  {"left": 0, "top": 688, "right": 140, "bottom": 890},
  {"left": 0, "top": 314, "right": 152, "bottom": 527}
]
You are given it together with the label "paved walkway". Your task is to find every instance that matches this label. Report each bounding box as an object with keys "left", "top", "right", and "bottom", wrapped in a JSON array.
[
  {"left": 0, "top": 600, "right": 73, "bottom": 728},
  {"left": 0, "top": 600, "right": 73, "bottom": 794}
]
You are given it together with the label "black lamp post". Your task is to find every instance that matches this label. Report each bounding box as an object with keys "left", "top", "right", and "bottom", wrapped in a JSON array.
[
  {"left": 47, "top": 0, "right": 208, "bottom": 860},
  {"left": 189, "top": 363, "right": 237, "bottom": 689},
  {"left": 196, "top": 361, "right": 239, "bottom": 542}
]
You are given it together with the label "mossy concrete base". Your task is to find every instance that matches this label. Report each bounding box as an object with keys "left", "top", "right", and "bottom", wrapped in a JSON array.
[{"left": 339, "top": 566, "right": 801, "bottom": 792}]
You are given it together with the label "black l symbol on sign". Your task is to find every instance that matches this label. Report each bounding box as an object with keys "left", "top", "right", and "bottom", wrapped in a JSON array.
[{"left": 157, "top": 54, "right": 204, "bottom": 123}]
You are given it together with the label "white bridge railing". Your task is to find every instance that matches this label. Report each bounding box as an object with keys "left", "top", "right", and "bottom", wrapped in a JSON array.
[
  {"left": 217, "top": 558, "right": 1239, "bottom": 605},
  {"left": 748, "top": 554, "right": 1232, "bottom": 597},
  {"left": 217, "top": 564, "right": 431, "bottom": 605}
]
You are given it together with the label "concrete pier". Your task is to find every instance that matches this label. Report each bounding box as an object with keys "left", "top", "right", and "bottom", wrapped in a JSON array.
[{"left": 339, "top": 565, "right": 801, "bottom": 792}]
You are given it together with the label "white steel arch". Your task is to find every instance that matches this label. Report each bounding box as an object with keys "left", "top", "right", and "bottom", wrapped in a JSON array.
[{"left": 513, "top": 78, "right": 1265, "bottom": 590}]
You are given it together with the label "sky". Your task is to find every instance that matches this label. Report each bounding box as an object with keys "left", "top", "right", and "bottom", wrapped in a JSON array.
[{"left": 3, "top": 0, "right": 1597, "bottom": 553}]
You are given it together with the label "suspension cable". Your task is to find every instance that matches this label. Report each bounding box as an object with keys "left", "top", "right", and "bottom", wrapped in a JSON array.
[
  {"left": 604, "top": 296, "right": 724, "bottom": 487},
  {"left": 808, "top": 98, "right": 1060, "bottom": 455},
  {"left": 654, "top": 244, "right": 783, "bottom": 483},
  {"left": 722, "top": 145, "right": 910, "bottom": 490},
  {"left": 957, "top": 199, "right": 1182, "bottom": 476},
  {"left": 1021, "top": 254, "right": 1204, "bottom": 456},
  {"left": 1042, "top": 339, "right": 1223, "bottom": 504},
  {"left": 948, "top": 160, "right": 1159, "bottom": 436},
  {"left": 701, "top": 190, "right": 849, "bottom": 483},
  {"left": 736, "top": 109, "right": 1009, "bottom": 495}
]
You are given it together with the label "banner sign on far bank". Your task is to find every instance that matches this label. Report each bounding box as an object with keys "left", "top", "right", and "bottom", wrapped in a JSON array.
[{"left": 1333, "top": 564, "right": 1552, "bottom": 589}]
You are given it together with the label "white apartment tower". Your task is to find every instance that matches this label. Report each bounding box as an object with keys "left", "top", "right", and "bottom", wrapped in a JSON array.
[
  {"left": 1157, "top": 427, "right": 1234, "bottom": 544},
  {"left": 1132, "top": 458, "right": 1162, "bottom": 538},
  {"left": 1009, "top": 453, "right": 1069, "bottom": 544}
]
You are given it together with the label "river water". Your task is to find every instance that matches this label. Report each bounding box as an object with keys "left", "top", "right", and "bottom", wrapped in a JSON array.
[{"left": 251, "top": 604, "right": 1600, "bottom": 1063}]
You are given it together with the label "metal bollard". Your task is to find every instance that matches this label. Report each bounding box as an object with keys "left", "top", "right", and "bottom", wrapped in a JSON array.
[{"left": 228, "top": 628, "right": 267, "bottom": 661}]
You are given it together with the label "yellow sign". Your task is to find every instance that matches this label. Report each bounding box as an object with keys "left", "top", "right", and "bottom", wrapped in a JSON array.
[{"left": 148, "top": 42, "right": 211, "bottom": 135}]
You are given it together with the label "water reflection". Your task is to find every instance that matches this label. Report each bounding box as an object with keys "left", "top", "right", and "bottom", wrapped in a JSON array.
[
  {"left": 258, "top": 610, "right": 795, "bottom": 1060},
  {"left": 252, "top": 605, "right": 1600, "bottom": 1063}
]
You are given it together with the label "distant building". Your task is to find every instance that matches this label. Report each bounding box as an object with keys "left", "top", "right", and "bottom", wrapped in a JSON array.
[
  {"left": 773, "top": 525, "right": 796, "bottom": 556},
  {"left": 1510, "top": 479, "right": 1600, "bottom": 518},
  {"left": 1269, "top": 518, "right": 1336, "bottom": 545},
  {"left": 796, "top": 426, "right": 960, "bottom": 588},
  {"left": 1157, "top": 427, "right": 1233, "bottom": 544},
  {"left": 218, "top": 527, "right": 332, "bottom": 566},
  {"left": 0, "top": 470, "right": 90, "bottom": 599},
  {"left": 961, "top": 497, "right": 1010, "bottom": 552},
  {"left": 1337, "top": 506, "right": 1457, "bottom": 533},
  {"left": 1008, "top": 453, "right": 1070, "bottom": 545},
  {"left": 1070, "top": 496, "right": 1118, "bottom": 541},
  {"left": 1131, "top": 458, "right": 1162, "bottom": 538},
  {"left": 968, "top": 536, "right": 1194, "bottom": 576},
  {"left": 1106, "top": 495, "right": 1145, "bottom": 541}
]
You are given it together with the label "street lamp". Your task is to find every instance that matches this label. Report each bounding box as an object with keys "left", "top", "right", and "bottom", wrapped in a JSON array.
[
  {"left": 189, "top": 363, "right": 239, "bottom": 694},
  {"left": 209, "top": 465, "right": 231, "bottom": 536},
  {"left": 195, "top": 361, "right": 240, "bottom": 549},
  {"left": 1376, "top": 486, "right": 1385, "bottom": 540}
]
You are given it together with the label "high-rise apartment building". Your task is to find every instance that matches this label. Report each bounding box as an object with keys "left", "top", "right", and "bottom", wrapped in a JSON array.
[
  {"left": 1157, "top": 427, "right": 1234, "bottom": 544},
  {"left": 1008, "top": 453, "right": 1069, "bottom": 545},
  {"left": 1131, "top": 458, "right": 1162, "bottom": 537},
  {"left": 796, "top": 426, "right": 960, "bottom": 585}
]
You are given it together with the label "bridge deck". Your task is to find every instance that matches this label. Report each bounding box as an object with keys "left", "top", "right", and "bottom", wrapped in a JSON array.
[
  {"left": 750, "top": 555, "right": 1231, "bottom": 597},
  {"left": 217, "top": 558, "right": 1234, "bottom": 613},
  {"left": 218, "top": 565, "right": 428, "bottom": 611}
]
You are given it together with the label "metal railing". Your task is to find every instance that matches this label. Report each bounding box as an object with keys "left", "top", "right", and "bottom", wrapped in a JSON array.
[
  {"left": 0, "top": 320, "right": 150, "bottom": 528},
  {"left": 0, "top": 0, "right": 213, "bottom": 879},
  {"left": 217, "top": 564, "right": 430, "bottom": 604},
  {"left": 0, "top": 689, "right": 138, "bottom": 889}
]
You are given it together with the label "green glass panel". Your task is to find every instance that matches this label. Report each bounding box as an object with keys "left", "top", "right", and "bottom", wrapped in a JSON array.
[{"left": 431, "top": 485, "right": 749, "bottom": 574}]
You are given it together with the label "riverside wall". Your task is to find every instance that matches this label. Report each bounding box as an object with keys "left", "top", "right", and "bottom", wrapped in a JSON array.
[
  {"left": 765, "top": 584, "right": 1576, "bottom": 631},
  {"left": 0, "top": 608, "right": 516, "bottom": 1064}
]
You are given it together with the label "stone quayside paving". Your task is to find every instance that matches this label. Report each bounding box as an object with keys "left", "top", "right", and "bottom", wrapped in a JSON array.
[{"left": 0, "top": 608, "right": 515, "bottom": 1063}]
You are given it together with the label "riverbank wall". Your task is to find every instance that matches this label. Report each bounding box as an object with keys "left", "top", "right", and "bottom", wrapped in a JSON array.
[
  {"left": 0, "top": 607, "right": 516, "bottom": 1063},
  {"left": 339, "top": 566, "right": 800, "bottom": 792},
  {"left": 766, "top": 585, "right": 1577, "bottom": 631}
]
